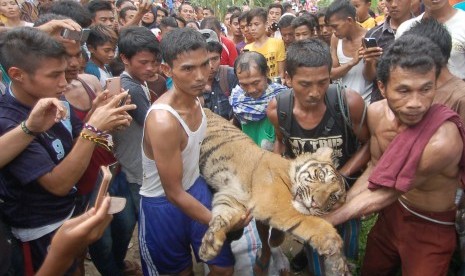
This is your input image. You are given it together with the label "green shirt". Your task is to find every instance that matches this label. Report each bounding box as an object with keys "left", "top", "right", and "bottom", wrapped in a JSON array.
[{"left": 241, "top": 118, "right": 275, "bottom": 151}]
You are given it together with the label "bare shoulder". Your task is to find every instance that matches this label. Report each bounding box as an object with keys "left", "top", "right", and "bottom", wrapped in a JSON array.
[
  {"left": 366, "top": 99, "right": 386, "bottom": 128},
  {"left": 345, "top": 88, "right": 365, "bottom": 115},
  {"left": 78, "top": 73, "right": 102, "bottom": 92},
  {"left": 426, "top": 121, "right": 463, "bottom": 157},
  {"left": 145, "top": 108, "right": 180, "bottom": 134}
]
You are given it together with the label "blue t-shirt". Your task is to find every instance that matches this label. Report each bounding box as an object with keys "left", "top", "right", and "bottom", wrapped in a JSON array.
[{"left": 0, "top": 92, "right": 81, "bottom": 228}]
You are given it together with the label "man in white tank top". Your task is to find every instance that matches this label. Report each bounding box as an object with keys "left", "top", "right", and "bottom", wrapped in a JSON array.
[
  {"left": 327, "top": 0, "right": 373, "bottom": 103},
  {"left": 139, "top": 28, "right": 248, "bottom": 276}
]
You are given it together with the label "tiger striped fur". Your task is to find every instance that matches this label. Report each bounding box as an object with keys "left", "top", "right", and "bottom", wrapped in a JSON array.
[{"left": 199, "top": 109, "right": 349, "bottom": 275}]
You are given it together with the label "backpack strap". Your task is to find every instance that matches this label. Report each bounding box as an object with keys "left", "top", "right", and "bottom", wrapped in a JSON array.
[
  {"left": 276, "top": 89, "right": 293, "bottom": 143},
  {"left": 218, "top": 65, "right": 230, "bottom": 97},
  {"left": 323, "top": 84, "right": 340, "bottom": 135}
]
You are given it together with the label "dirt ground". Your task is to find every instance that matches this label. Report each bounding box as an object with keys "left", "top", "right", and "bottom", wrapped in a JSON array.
[{"left": 83, "top": 227, "right": 311, "bottom": 276}]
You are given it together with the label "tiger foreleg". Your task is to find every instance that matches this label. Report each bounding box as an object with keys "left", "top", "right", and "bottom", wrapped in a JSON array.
[
  {"left": 199, "top": 193, "right": 248, "bottom": 261},
  {"left": 251, "top": 198, "right": 348, "bottom": 275}
]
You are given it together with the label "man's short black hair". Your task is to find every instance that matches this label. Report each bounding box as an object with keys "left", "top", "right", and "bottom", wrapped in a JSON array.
[
  {"left": 234, "top": 51, "right": 268, "bottom": 78},
  {"left": 238, "top": 11, "right": 249, "bottom": 23},
  {"left": 404, "top": 18, "right": 452, "bottom": 63},
  {"left": 157, "top": 7, "right": 168, "bottom": 17},
  {"left": 206, "top": 41, "right": 223, "bottom": 54},
  {"left": 230, "top": 11, "right": 241, "bottom": 25},
  {"left": 119, "top": 6, "right": 137, "bottom": 21},
  {"left": 178, "top": 2, "right": 193, "bottom": 12},
  {"left": 161, "top": 27, "right": 207, "bottom": 67},
  {"left": 0, "top": 27, "right": 66, "bottom": 75},
  {"left": 34, "top": 14, "right": 69, "bottom": 27},
  {"left": 278, "top": 14, "right": 295, "bottom": 29},
  {"left": 171, "top": 14, "right": 186, "bottom": 27},
  {"left": 286, "top": 39, "right": 332, "bottom": 77},
  {"left": 118, "top": 26, "right": 161, "bottom": 61},
  {"left": 291, "top": 15, "right": 318, "bottom": 30},
  {"left": 87, "top": 0, "right": 113, "bottom": 20},
  {"left": 268, "top": 3, "right": 283, "bottom": 14},
  {"left": 200, "top": 17, "right": 222, "bottom": 33},
  {"left": 160, "top": 16, "right": 179, "bottom": 28},
  {"left": 47, "top": 0, "right": 92, "bottom": 28},
  {"left": 377, "top": 35, "right": 444, "bottom": 85},
  {"left": 116, "top": 0, "right": 132, "bottom": 9},
  {"left": 247, "top": 7, "right": 267, "bottom": 24},
  {"left": 325, "top": 0, "right": 356, "bottom": 23},
  {"left": 87, "top": 24, "right": 118, "bottom": 49},
  {"left": 227, "top": 6, "right": 241, "bottom": 14}
]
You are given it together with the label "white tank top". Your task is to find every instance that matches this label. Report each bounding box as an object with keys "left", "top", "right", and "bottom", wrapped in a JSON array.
[
  {"left": 140, "top": 103, "right": 207, "bottom": 197},
  {"left": 337, "top": 39, "right": 373, "bottom": 103}
]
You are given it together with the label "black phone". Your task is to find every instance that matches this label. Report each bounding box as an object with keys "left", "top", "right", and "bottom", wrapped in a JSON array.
[
  {"left": 363, "top": 38, "right": 378, "bottom": 48},
  {"left": 270, "top": 22, "right": 279, "bottom": 32}
]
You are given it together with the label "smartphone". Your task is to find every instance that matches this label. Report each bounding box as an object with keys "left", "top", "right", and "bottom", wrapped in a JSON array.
[
  {"left": 106, "top": 77, "right": 121, "bottom": 96},
  {"left": 94, "top": 166, "right": 112, "bottom": 210},
  {"left": 270, "top": 22, "right": 279, "bottom": 32},
  {"left": 363, "top": 38, "right": 378, "bottom": 48},
  {"left": 61, "top": 28, "right": 91, "bottom": 43}
]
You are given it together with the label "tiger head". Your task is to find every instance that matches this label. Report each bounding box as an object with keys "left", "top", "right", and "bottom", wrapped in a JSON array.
[{"left": 289, "top": 147, "right": 346, "bottom": 216}]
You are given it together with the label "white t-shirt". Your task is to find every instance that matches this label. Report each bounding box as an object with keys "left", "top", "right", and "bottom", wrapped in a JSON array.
[{"left": 396, "top": 10, "right": 465, "bottom": 79}]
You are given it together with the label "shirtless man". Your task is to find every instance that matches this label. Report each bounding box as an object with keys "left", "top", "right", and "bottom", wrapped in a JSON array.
[{"left": 325, "top": 35, "right": 463, "bottom": 275}]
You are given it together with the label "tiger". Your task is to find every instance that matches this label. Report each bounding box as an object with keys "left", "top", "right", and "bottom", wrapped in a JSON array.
[{"left": 198, "top": 109, "right": 349, "bottom": 275}]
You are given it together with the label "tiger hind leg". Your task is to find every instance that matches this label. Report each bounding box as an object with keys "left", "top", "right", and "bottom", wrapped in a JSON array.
[{"left": 199, "top": 192, "right": 247, "bottom": 261}]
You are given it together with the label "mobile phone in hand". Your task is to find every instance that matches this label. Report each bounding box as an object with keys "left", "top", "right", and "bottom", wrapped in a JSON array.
[
  {"left": 363, "top": 38, "right": 378, "bottom": 48},
  {"left": 94, "top": 166, "right": 112, "bottom": 210},
  {"left": 105, "top": 77, "right": 121, "bottom": 96}
]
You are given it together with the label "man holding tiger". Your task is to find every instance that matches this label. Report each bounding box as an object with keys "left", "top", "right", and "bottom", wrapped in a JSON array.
[
  {"left": 267, "top": 39, "right": 370, "bottom": 274},
  {"left": 326, "top": 35, "right": 465, "bottom": 275}
]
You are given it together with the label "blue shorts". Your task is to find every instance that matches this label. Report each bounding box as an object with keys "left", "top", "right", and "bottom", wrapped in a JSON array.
[{"left": 138, "top": 176, "right": 235, "bottom": 275}]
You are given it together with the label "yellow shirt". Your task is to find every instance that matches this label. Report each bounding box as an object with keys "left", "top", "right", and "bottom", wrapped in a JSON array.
[
  {"left": 375, "top": 14, "right": 385, "bottom": 25},
  {"left": 244, "top": 38, "right": 286, "bottom": 78},
  {"left": 359, "top": 17, "right": 376, "bottom": 30}
]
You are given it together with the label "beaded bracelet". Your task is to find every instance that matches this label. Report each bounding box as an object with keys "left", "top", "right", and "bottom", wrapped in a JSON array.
[
  {"left": 84, "top": 123, "right": 109, "bottom": 138},
  {"left": 80, "top": 132, "right": 113, "bottom": 152},
  {"left": 21, "top": 121, "right": 38, "bottom": 136}
]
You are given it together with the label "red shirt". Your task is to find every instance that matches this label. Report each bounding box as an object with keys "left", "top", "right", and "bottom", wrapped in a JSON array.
[{"left": 220, "top": 36, "right": 238, "bottom": 67}]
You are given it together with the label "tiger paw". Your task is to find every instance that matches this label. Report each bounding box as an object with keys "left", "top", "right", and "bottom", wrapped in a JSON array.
[
  {"left": 311, "top": 228, "right": 343, "bottom": 256},
  {"left": 325, "top": 253, "right": 351, "bottom": 276},
  {"left": 199, "top": 216, "right": 228, "bottom": 261}
]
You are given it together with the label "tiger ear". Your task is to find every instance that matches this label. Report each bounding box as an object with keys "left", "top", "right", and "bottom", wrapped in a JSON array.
[{"left": 315, "top": 147, "right": 334, "bottom": 162}]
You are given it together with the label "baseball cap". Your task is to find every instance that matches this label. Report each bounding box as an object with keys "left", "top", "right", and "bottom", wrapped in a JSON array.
[{"left": 199, "top": 29, "right": 220, "bottom": 43}]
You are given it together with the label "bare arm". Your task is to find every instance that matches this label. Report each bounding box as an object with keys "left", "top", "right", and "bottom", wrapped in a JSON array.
[
  {"left": 0, "top": 98, "right": 67, "bottom": 168},
  {"left": 325, "top": 164, "right": 401, "bottom": 226},
  {"left": 124, "top": 0, "right": 152, "bottom": 27},
  {"left": 144, "top": 110, "right": 212, "bottom": 225},
  {"left": 38, "top": 93, "right": 135, "bottom": 196},
  {"left": 37, "top": 197, "right": 112, "bottom": 276},
  {"left": 361, "top": 47, "right": 383, "bottom": 81},
  {"left": 266, "top": 98, "right": 287, "bottom": 155},
  {"left": 330, "top": 36, "right": 361, "bottom": 80}
]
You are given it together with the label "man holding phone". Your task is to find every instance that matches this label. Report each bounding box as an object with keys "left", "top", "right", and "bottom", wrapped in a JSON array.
[
  {"left": 327, "top": 0, "right": 373, "bottom": 103},
  {"left": 362, "top": 0, "right": 413, "bottom": 103}
]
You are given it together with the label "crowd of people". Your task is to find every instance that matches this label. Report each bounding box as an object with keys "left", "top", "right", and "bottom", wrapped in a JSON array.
[{"left": 0, "top": 0, "right": 464, "bottom": 275}]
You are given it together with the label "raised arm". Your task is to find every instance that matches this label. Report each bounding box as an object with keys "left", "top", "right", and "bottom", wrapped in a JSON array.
[
  {"left": 144, "top": 110, "right": 212, "bottom": 225},
  {"left": 38, "top": 93, "right": 135, "bottom": 196},
  {"left": 330, "top": 36, "right": 361, "bottom": 80},
  {"left": 0, "top": 98, "right": 67, "bottom": 168}
]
